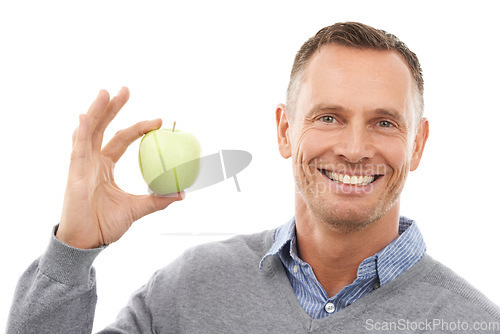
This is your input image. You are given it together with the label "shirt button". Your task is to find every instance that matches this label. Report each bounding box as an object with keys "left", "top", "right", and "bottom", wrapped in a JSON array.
[
  {"left": 324, "top": 302, "right": 336, "bottom": 313},
  {"left": 293, "top": 265, "right": 299, "bottom": 274},
  {"left": 373, "top": 281, "right": 380, "bottom": 289}
]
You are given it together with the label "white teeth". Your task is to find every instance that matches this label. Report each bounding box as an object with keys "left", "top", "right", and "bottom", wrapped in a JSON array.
[{"left": 323, "top": 170, "right": 376, "bottom": 186}]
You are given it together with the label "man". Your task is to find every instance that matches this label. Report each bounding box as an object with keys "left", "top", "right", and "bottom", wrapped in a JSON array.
[{"left": 7, "top": 22, "right": 500, "bottom": 333}]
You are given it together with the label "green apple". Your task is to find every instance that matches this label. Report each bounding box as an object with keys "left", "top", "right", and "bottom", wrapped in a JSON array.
[{"left": 138, "top": 126, "right": 201, "bottom": 195}]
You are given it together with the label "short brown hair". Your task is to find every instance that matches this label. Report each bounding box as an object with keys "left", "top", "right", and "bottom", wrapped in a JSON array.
[{"left": 286, "top": 22, "right": 424, "bottom": 121}]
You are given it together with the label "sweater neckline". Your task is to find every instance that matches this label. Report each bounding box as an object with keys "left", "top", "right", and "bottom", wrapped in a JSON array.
[{"left": 260, "top": 227, "right": 437, "bottom": 331}]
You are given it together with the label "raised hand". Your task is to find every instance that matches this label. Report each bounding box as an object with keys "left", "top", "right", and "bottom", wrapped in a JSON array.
[{"left": 56, "top": 88, "right": 184, "bottom": 249}]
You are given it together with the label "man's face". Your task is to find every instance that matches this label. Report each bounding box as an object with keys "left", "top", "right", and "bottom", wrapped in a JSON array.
[{"left": 276, "top": 44, "right": 428, "bottom": 232}]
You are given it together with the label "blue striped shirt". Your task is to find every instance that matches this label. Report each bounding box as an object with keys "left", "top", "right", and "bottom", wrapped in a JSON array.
[{"left": 259, "top": 216, "right": 426, "bottom": 319}]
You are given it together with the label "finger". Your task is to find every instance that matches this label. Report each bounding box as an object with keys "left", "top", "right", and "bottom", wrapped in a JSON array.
[
  {"left": 86, "top": 89, "right": 111, "bottom": 134},
  {"left": 69, "top": 114, "right": 91, "bottom": 176},
  {"left": 102, "top": 118, "right": 162, "bottom": 163},
  {"left": 92, "top": 87, "right": 130, "bottom": 152},
  {"left": 72, "top": 126, "right": 78, "bottom": 147},
  {"left": 132, "top": 191, "right": 185, "bottom": 221}
]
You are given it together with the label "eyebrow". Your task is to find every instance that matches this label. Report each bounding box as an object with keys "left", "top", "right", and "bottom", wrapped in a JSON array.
[
  {"left": 306, "top": 104, "right": 345, "bottom": 117},
  {"left": 372, "top": 108, "right": 406, "bottom": 125}
]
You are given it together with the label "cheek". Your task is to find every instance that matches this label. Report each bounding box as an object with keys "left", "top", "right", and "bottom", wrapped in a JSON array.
[
  {"left": 382, "top": 138, "right": 413, "bottom": 179},
  {"left": 289, "top": 127, "right": 329, "bottom": 184},
  {"left": 291, "top": 127, "right": 331, "bottom": 165}
]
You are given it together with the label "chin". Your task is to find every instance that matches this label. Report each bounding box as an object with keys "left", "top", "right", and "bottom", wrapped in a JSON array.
[
  {"left": 309, "top": 192, "right": 399, "bottom": 234},
  {"left": 317, "top": 207, "right": 382, "bottom": 234}
]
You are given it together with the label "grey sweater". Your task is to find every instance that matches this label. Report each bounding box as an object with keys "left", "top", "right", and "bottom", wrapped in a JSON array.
[{"left": 7, "top": 228, "right": 500, "bottom": 333}]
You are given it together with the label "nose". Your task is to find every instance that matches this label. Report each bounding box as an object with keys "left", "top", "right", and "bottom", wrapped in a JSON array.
[{"left": 334, "top": 124, "right": 375, "bottom": 163}]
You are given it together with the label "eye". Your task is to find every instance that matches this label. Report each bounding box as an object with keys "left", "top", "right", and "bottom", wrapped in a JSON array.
[
  {"left": 320, "top": 115, "right": 336, "bottom": 123},
  {"left": 378, "top": 120, "right": 394, "bottom": 128}
]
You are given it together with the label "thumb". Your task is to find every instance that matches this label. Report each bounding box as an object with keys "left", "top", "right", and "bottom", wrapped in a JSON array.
[{"left": 133, "top": 191, "right": 185, "bottom": 220}]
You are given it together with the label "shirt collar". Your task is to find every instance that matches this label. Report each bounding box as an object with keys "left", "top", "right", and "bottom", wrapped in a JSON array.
[
  {"left": 375, "top": 216, "right": 426, "bottom": 286},
  {"left": 259, "top": 218, "right": 295, "bottom": 269},
  {"left": 259, "top": 216, "right": 426, "bottom": 286}
]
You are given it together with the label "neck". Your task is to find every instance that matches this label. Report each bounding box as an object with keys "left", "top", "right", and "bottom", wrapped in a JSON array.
[{"left": 294, "top": 195, "right": 400, "bottom": 297}]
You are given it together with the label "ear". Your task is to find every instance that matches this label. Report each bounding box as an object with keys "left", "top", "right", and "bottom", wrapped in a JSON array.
[
  {"left": 410, "top": 118, "right": 429, "bottom": 171},
  {"left": 276, "top": 104, "right": 292, "bottom": 159}
]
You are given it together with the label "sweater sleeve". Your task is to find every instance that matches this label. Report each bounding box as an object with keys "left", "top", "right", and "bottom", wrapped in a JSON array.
[{"left": 6, "top": 229, "right": 104, "bottom": 334}]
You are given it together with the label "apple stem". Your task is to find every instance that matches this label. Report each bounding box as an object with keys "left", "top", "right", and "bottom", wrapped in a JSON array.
[{"left": 172, "top": 121, "right": 176, "bottom": 132}]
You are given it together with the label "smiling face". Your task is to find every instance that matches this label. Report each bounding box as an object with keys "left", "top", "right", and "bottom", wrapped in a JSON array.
[{"left": 277, "top": 44, "right": 429, "bottom": 233}]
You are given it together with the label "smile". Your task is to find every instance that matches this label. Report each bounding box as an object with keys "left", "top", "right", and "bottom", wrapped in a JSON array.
[{"left": 319, "top": 169, "right": 381, "bottom": 186}]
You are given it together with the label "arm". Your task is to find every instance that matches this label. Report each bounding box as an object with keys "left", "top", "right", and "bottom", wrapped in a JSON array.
[
  {"left": 7, "top": 229, "right": 103, "bottom": 334},
  {"left": 7, "top": 88, "right": 183, "bottom": 333}
]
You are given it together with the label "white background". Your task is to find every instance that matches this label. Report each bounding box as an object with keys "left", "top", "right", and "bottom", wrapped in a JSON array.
[{"left": 1, "top": 0, "right": 499, "bottom": 330}]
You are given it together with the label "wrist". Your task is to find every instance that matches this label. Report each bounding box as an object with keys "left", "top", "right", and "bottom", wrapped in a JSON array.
[
  {"left": 55, "top": 224, "right": 100, "bottom": 250},
  {"left": 40, "top": 225, "right": 106, "bottom": 285}
]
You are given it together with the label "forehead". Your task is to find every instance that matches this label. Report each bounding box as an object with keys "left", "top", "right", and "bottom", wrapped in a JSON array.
[{"left": 298, "top": 44, "right": 415, "bottom": 121}]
